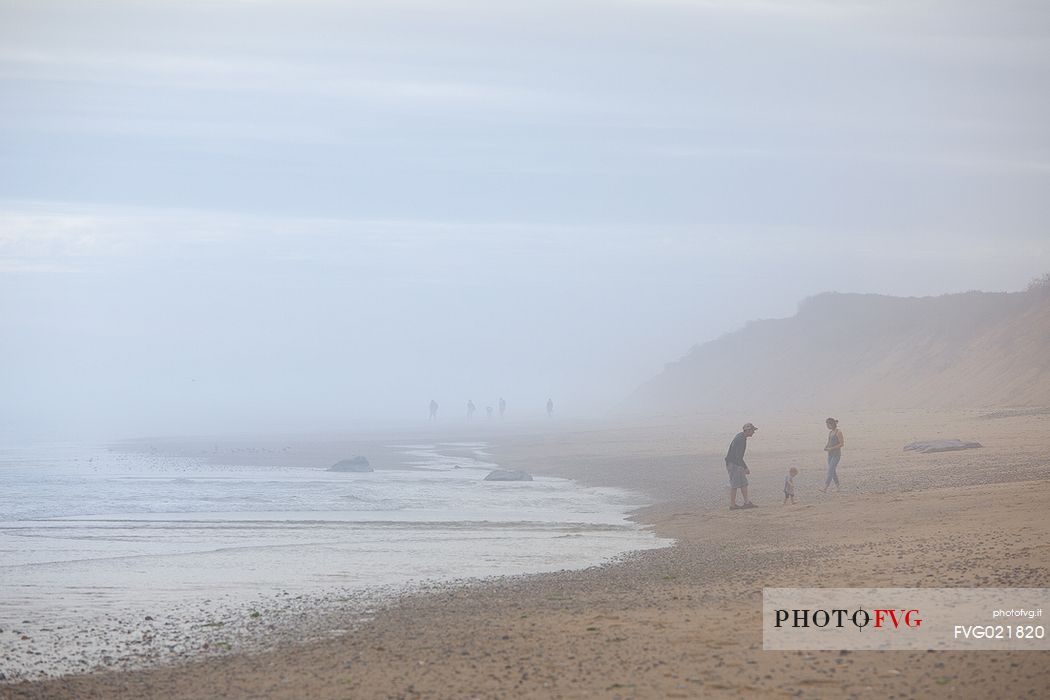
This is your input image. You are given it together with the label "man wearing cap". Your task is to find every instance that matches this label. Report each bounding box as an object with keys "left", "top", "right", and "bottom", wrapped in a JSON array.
[{"left": 726, "top": 423, "right": 758, "bottom": 510}]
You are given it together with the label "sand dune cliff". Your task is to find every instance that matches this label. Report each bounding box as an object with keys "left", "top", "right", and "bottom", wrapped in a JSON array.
[{"left": 632, "top": 278, "right": 1050, "bottom": 412}]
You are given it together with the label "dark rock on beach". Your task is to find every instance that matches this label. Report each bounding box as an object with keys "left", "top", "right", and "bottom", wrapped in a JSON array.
[
  {"left": 903, "top": 440, "right": 983, "bottom": 454},
  {"left": 483, "top": 469, "right": 533, "bottom": 482},
  {"left": 328, "top": 456, "right": 373, "bottom": 472}
]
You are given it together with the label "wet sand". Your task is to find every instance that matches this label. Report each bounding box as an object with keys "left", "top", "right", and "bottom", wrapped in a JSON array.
[{"left": 4, "top": 409, "right": 1049, "bottom": 699}]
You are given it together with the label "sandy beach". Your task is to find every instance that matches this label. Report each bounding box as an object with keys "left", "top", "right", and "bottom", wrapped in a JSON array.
[{"left": 4, "top": 409, "right": 1049, "bottom": 699}]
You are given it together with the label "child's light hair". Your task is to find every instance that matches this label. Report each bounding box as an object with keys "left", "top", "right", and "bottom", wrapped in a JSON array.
[{"left": 789, "top": 467, "right": 799, "bottom": 476}]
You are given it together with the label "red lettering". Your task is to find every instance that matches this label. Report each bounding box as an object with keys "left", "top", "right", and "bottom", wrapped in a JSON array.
[{"left": 874, "top": 609, "right": 921, "bottom": 630}]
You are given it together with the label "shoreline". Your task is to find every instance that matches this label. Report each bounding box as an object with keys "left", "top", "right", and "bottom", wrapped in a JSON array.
[
  {"left": 5, "top": 409, "right": 1050, "bottom": 698},
  {"left": 0, "top": 441, "right": 666, "bottom": 684}
]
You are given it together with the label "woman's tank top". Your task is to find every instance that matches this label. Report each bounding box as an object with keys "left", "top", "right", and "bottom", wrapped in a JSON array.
[{"left": 826, "top": 429, "right": 842, "bottom": 457}]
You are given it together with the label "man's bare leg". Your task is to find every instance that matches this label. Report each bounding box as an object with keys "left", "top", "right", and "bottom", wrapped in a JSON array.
[
  {"left": 730, "top": 487, "right": 739, "bottom": 507},
  {"left": 740, "top": 485, "right": 749, "bottom": 504}
]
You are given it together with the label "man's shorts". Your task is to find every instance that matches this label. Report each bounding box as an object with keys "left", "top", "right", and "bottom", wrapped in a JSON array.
[{"left": 727, "top": 462, "right": 748, "bottom": 488}]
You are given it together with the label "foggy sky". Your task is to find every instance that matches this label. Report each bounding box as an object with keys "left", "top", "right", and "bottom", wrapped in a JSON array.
[{"left": 2, "top": 0, "right": 1048, "bottom": 439}]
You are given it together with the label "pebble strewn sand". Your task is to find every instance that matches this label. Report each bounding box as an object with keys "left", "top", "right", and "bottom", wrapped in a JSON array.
[{"left": 4, "top": 409, "right": 1049, "bottom": 699}]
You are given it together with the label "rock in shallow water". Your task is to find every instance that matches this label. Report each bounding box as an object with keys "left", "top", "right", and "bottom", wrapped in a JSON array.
[
  {"left": 483, "top": 469, "right": 534, "bottom": 482},
  {"left": 328, "top": 456, "right": 373, "bottom": 472}
]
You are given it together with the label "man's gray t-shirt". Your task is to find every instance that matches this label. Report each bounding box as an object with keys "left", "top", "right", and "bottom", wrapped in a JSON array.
[{"left": 725, "top": 431, "right": 748, "bottom": 468}]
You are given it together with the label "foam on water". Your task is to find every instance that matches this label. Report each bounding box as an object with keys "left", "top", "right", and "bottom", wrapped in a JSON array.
[{"left": 0, "top": 441, "right": 669, "bottom": 679}]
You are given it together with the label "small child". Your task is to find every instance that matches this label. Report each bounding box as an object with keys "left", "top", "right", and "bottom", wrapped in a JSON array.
[{"left": 783, "top": 467, "right": 798, "bottom": 505}]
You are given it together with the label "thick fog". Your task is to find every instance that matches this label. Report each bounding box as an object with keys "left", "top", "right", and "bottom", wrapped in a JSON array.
[{"left": 2, "top": 0, "right": 1048, "bottom": 439}]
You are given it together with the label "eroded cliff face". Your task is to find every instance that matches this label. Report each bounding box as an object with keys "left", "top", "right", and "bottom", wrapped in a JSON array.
[{"left": 630, "top": 284, "right": 1050, "bottom": 414}]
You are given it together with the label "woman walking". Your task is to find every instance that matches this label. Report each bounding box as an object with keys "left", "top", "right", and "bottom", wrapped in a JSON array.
[{"left": 820, "top": 417, "right": 844, "bottom": 493}]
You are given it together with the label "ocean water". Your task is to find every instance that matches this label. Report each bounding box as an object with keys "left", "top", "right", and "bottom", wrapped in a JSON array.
[{"left": 0, "top": 441, "right": 668, "bottom": 678}]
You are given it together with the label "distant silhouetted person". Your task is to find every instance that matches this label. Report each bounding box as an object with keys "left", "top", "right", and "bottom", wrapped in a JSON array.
[
  {"left": 486, "top": 405, "right": 493, "bottom": 419},
  {"left": 499, "top": 397, "right": 506, "bottom": 418},
  {"left": 467, "top": 400, "right": 476, "bottom": 419},
  {"left": 783, "top": 467, "right": 798, "bottom": 505},
  {"left": 429, "top": 400, "right": 438, "bottom": 421},
  {"left": 546, "top": 398, "right": 554, "bottom": 417}
]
